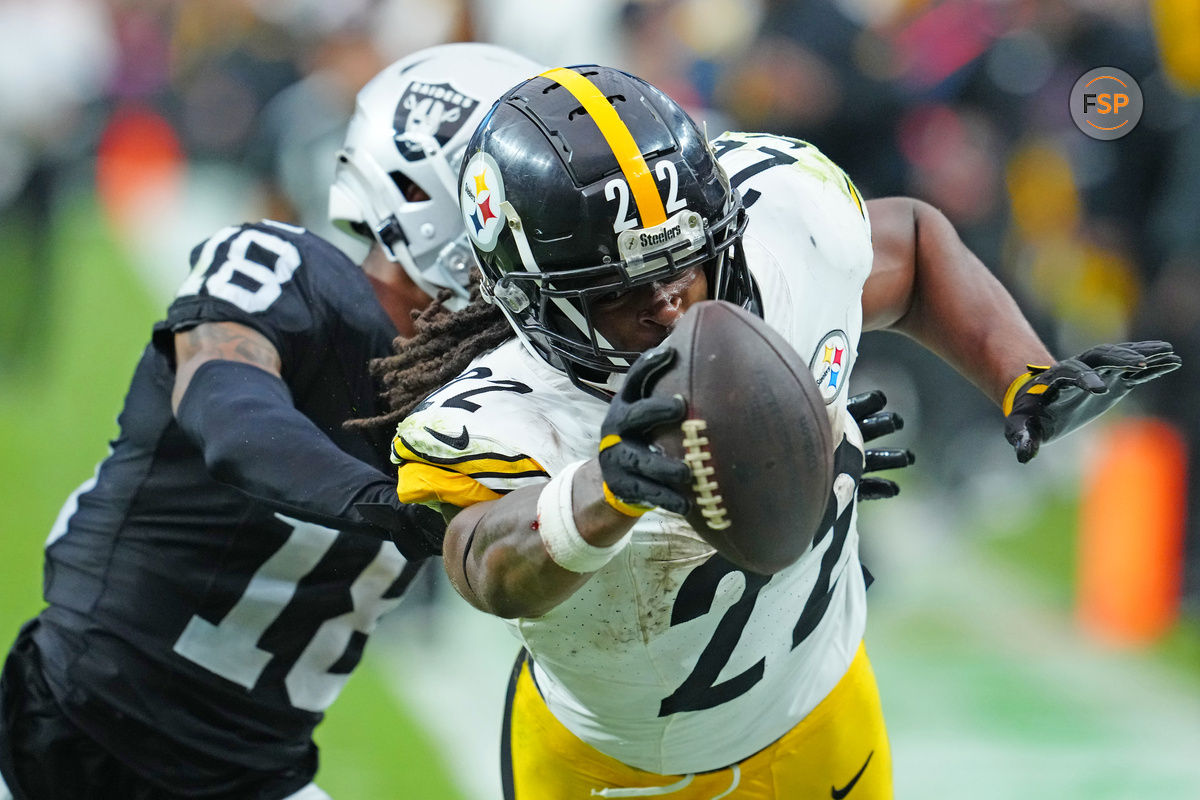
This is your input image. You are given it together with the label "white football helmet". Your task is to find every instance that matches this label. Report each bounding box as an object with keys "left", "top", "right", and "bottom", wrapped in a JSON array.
[{"left": 329, "top": 43, "right": 544, "bottom": 308}]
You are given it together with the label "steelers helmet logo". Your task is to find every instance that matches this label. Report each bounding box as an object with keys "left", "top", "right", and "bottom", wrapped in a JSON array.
[
  {"left": 809, "top": 330, "right": 850, "bottom": 404},
  {"left": 461, "top": 151, "right": 506, "bottom": 252}
]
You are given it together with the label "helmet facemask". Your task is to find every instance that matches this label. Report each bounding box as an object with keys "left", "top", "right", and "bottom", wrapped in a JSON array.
[{"left": 482, "top": 196, "right": 753, "bottom": 398}]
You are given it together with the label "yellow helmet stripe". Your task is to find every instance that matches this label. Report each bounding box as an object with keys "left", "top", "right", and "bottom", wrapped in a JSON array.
[{"left": 540, "top": 67, "right": 667, "bottom": 227}]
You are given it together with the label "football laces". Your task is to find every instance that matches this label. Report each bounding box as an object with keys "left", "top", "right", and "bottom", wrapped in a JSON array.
[{"left": 680, "top": 419, "right": 730, "bottom": 530}]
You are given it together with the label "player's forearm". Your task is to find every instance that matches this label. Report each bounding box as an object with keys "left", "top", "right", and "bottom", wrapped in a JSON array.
[
  {"left": 175, "top": 359, "right": 399, "bottom": 533},
  {"left": 876, "top": 199, "right": 1052, "bottom": 405},
  {"left": 444, "top": 460, "right": 636, "bottom": 618}
]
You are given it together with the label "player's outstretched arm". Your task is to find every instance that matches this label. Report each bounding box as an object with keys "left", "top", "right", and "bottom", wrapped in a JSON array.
[
  {"left": 860, "top": 197, "right": 1180, "bottom": 463},
  {"left": 172, "top": 320, "right": 443, "bottom": 558},
  {"left": 862, "top": 197, "right": 1052, "bottom": 405},
  {"left": 443, "top": 459, "right": 639, "bottom": 619}
]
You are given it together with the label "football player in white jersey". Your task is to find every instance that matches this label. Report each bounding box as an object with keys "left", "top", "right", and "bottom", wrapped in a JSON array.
[{"left": 371, "top": 65, "right": 1180, "bottom": 799}]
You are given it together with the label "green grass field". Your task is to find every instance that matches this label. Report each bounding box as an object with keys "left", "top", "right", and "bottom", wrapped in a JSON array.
[
  {"left": 0, "top": 192, "right": 464, "bottom": 799},
  {"left": 977, "top": 482, "right": 1200, "bottom": 691}
]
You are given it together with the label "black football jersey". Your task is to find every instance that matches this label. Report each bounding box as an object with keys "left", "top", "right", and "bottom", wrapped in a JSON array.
[{"left": 32, "top": 220, "right": 420, "bottom": 794}]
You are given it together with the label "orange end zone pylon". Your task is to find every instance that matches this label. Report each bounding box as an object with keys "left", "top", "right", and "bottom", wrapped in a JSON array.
[
  {"left": 95, "top": 103, "right": 183, "bottom": 237},
  {"left": 1078, "top": 417, "right": 1188, "bottom": 645}
]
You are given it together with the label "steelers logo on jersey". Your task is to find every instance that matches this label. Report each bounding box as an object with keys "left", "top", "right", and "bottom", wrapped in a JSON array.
[
  {"left": 809, "top": 329, "right": 850, "bottom": 404},
  {"left": 461, "top": 151, "right": 506, "bottom": 252}
]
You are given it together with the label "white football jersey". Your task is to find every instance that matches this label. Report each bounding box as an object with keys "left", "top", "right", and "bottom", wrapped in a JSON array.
[{"left": 392, "top": 133, "right": 874, "bottom": 774}]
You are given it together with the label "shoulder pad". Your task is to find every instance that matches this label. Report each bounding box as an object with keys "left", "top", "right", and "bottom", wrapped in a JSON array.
[
  {"left": 713, "top": 132, "right": 866, "bottom": 222},
  {"left": 391, "top": 366, "right": 549, "bottom": 509}
]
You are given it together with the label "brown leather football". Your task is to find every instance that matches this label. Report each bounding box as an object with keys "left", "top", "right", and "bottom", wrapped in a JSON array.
[{"left": 651, "top": 300, "right": 835, "bottom": 574}]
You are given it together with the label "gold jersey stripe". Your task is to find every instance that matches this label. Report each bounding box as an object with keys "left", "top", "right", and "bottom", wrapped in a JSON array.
[
  {"left": 844, "top": 174, "right": 865, "bottom": 219},
  {"left": 397, "top": 462, "right": 503, "bottom": 508},
  {"left": 540, "top": 67, "right": 667, "bottom": 227},
  {"left": 391, "top": 437, "right": 546, "bottom": 478}
]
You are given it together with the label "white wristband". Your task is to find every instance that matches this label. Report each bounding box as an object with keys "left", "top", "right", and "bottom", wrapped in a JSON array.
[{"left": 537, "top": 460, "right": 633, "bottom": 573}]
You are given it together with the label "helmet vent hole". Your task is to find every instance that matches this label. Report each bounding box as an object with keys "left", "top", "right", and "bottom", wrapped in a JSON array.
[{"left": 566, "top": 95, "right": 625, "bottom": 122}]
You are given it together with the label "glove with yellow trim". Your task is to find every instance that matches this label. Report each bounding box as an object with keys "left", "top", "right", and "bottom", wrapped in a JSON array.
[
  {"left": 847, "top": 389, "right": 915, "bottom": 501},
  {"left": 598, "top": 346, "right": 693, "bottom": 516},
  {"left": 1003, "top": 340, "right": 1181, "bottom": 463}
]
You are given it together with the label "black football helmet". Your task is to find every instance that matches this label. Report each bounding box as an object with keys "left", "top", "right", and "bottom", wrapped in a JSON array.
[{"left": 458, "top": 65, "right": 759, "bottom": 397}]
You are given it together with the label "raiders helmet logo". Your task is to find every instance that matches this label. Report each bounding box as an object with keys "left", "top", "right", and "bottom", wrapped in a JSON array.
[{"left": 392, "top": 81, "right": 478, "bottom": 160}]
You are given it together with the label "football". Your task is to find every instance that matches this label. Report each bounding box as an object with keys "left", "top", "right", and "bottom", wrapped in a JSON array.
[{"left": 651, "top": 300, "right": 835, "bottom": 575}]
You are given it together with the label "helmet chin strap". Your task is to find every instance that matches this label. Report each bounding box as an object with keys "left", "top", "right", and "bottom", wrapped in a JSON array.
[
  {"left": 601, "top": 369, "right": 628, "bottom": 395},
  {"left": 551, "top": 297, "right": 625, "bottom": 369},
  {"left": 498, "top": 201, "right": 542, "bottom": 281},
  {"left": 395, "top": 131, "right": 463, "bottom": 204}
]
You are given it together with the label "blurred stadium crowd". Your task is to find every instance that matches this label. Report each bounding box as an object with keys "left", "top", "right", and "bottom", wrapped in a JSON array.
[{"left": 2, "top": 0, "right": 1198, "bottom": 620}]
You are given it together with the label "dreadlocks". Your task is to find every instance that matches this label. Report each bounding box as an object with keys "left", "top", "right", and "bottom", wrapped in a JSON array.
[{"left": 350, "top": 281, "right": 515, "bottom": 432}]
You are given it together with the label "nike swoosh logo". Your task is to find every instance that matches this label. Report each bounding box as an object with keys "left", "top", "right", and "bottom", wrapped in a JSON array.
[
  {"left": 831, "top": 751, "right": 873, "bottom": 799},
  {"left": 425, "top": 425, "right": 470, "bottom": 450}
]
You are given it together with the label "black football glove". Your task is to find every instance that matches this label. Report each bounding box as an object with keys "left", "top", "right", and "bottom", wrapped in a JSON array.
[
  {"left": 847, "top": 389, "right": 915, "bottom": 501},
  {"left": 1003, "top": 340, "right": 1181, "bottom": 463},
  {"left": 598, "top": 346, "right": 693, "bottom": 516},
  {"left": 354, "top": 500, "right": 447, "bottom": 559}
]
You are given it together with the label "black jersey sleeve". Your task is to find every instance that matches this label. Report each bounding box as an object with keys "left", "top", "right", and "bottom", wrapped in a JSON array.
[
  {"left": 149, "top": 220, "right": 443, "bottom": 557},
  {"left": 175, "top": 360, "right": 443, "bottom": 558}
]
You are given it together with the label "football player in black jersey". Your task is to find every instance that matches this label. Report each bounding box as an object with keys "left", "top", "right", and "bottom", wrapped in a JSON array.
[{"left": 0, "top": 43, "right": 544, "bottom": 800}]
